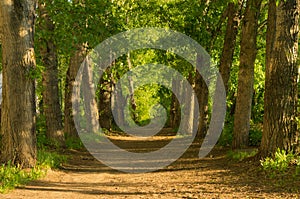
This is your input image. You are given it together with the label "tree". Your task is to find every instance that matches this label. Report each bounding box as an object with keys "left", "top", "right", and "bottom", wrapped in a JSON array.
[
  {"left": 219, "top": 1, "right": 241, "bottom": 92},
  {"left": 232, "top": 0, "right": 262, "bottom": 149},
  {"left": 38, "top": 0, "right": 65, "bottom": 147},
  {"left": 98, "top": 67, "right": 113, "bottom": 131},
  {"left": 260, "top": 0, "right": 299, "bottom": 157},
  {"left": 0, "top": 0, "right": 37, "bottom": 168},
  {"left": 64, "top": 45, "right": 87, "bottom": 138}
]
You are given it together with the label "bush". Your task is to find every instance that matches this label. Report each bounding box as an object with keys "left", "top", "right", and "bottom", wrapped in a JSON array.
[{"left": 260, "top": 148, "right": 299, "bottom": 178}]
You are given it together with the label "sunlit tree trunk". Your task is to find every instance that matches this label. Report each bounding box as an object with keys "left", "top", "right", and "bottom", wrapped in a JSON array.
[
  {"left": 232, "top": 0, "right": 262, "bottom": 149},
  {"left": 261, "top": 0, "right": 300, "bottom": 157},
  {"left": 81, "top": 57, "right": 99, "bottom": 133},
  {"left": 195, "top": 56, "right": 209, "bottom": 140},
  {"left": 181, "top": 73, "right": 195, "bottom": 135},
  {"left": 126, "top": 52, "right": 137, "bottom": 123},
  {"left": 0, "top": 0, "right": 37, "bottom": 168},
  {"left": 64, "top": 45, "right": 87, "bottom": 138},
  {"left": 39, "top": 1, "right": 64, "bottom": 147}
]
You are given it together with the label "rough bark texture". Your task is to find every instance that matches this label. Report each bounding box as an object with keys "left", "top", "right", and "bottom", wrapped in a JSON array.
[
  {"left": 64, "top": 45, "right": 87, "bottom": 138},
  {"left": 219, "top": 2, "right": 241, "bottom": 92},
  {"left": 195, "top": 56, "right": 209, "bottom": 140},
  {"left": 0, "top": 0, "right": 37, "bottom": 168},
  {"left": 81, "top": 57, "right": 99, "bottom": 133},
  {"left": 261, "top": 0, "right": 299, "bottom": 157},
  {"left": 232, "top": 0, "right": 262, "bottom": 149},
  {"left": 39, "top": 1, "right": 64, "bottom": 146},
  {"left": 181, "top": 73, "right": 195, "bottom": 135}
]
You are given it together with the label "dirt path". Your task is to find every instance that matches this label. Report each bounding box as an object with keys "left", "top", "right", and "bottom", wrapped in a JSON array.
[{"left": 1, "top": 136, "right": 299, "bottom": 199}]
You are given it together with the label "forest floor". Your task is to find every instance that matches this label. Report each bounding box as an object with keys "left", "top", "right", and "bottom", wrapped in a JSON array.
[{"left": 1, "top": 130, "right": 300, "bottom": 199}]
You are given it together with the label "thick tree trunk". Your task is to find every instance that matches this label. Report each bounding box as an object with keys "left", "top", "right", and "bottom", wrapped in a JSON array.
[
  {"left": 219, "top": 2, "right": 241, "bottom": 92},
  {"left": 81, "top": 57, "right": 99, "bottom": 133},
  {"left": 64, "top": 45, "right": 87, "bottom": 138},
  {"left": 111, "top": 80, "right": 125, "bottom": 129},
  {"left": 0, "top": 0, "right": 37, "bottom": 168},
  {"left": 195, "top": 57, "right": 209, "bottom": 140},
  {"left": 181, "top": 73, "right": 195, "bottom": 135},
  {"left": 232, "top": 0, "right": 262, "bottom": 149},
  {"left": 39, "top": 1, "right": 64, "bottom": 147},
  {"left": 261, "top": 0, "right": 299, "bottom": 157}
]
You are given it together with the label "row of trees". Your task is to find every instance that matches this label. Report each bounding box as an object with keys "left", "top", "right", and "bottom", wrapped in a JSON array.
[{"left": 0, "top": 0, "right": 299, "bottom": 168}]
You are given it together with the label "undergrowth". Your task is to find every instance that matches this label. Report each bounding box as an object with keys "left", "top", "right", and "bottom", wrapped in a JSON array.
[
  {"left": 0, "top": 150, "right": 66, "bottom": 193},
  {"left": 227, "top": 149, "right": 258, "bottom": 161},
  {"left": 260, "top": 148, "right": 300, "bottom": 179}
]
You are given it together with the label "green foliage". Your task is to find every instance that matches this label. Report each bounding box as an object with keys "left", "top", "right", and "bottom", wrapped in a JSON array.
[
  {"left": 0, "top": 162, "right": 38, "bottom": 193},
  {"left": 249, "top": 123, "right": 262, "bottom": 146},
  {"left": 37, "top": 150, "right": 67, "bottom": 169},
  {"left": 218, "top": 115, "right": 234, "bottom": 146},
  {"left": 0, "top": 150, "right": 66, "bottom": 193},
  {"left": 65, "top": 137, "right": 84, "bottom": 150},
  {"left": 227, "top": 149, "right": 258, "bottom": 161},
  {"left": 36, "top": 114, "right": 49, "bottom": 149},
  {"left": 260, "top": 148, "right": 300, "bottom": 178}
]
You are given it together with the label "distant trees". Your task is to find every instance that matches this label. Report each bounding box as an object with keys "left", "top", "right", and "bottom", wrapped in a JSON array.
[{"left": 0, "top": 0, "right": 299, "bottom": 169}]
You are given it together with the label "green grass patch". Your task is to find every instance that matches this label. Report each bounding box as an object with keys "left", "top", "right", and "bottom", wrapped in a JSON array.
[
  {"left": 0, "top": 150, "right": 66, "bottom": 193},
  {"left": 227, "top": 149, "right": 258, "bottom": 161},
  {"left": 65, "top": 136, "right": 84, "bottom": 150}
]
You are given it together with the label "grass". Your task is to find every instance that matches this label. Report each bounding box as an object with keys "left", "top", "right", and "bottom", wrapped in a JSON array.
[
  {"left": 227, "top": 149, "right": 258, "bottom": 161},
  {"left": 0, "top": 149, "right": 67, "bottom": 193}
]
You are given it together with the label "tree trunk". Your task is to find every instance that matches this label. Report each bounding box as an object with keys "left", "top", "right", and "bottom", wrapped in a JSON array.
[
  {"left": 232, "top": 0, "right": 262, "bottom": 149},
  {"left": 81, "top": 57, "right": 99, "bottom": 133},
  {"left": 64, "top": 45, "right": 87, "bottom": 138},
  {"left": 219, "top": 2, "right": 241, "bottom": 92},
  {"left": 261, "top": 0, "right": 300, "bottom": 157},
  {"left": 126, "top": 52, "right": 137, "bottom": 123},
  {"left": 195, "top": 56, "right": 209, "bottom": 140},
  {"left": 169, "top": 78, "right": 181, "bottom": 130},
  {"left": 111, "top": 79, "right": 125, "bottom": 129},
  {"left": 181, "top": 73, "right": 195, "bottom": 135},
  {"left": 0, "top": 0, "right": 37, "bottom": 168},
  {"left": 39, "top": 1, "right": 64, "bottom": 147},
  {"left": 98, "top": 71, "right": 113, "bottom": 131}
]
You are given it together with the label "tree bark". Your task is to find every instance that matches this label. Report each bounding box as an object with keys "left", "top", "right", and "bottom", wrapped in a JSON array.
[
  {"left": 219, "top": 2, "right": 241, "bottom": 92},
  {"left": 261, "top": 0, "right": 300, "bottom": 157},
  {"left": 126, "top": 52, "right": 137, "bottom": 123},
  {"left": 81, "top": 57, "right": 99, "bottom": 133},
  {"left": 195, "top": 56, "right": 209, "bottom": 140},
  {"left": 0, "top": 0, "right": 37, "bottom": 168},
  {"left": 181, "top": 73, "right": 195, "bottom": 135},
  {"left": 169, "top": 78, "right": 181, "bottom": 130},
  {"left": 232, "top": 0, "right": 262, "bottom": 149},
  {"left": 39, "top": 1, "right": 64, "bottom": 147},
  {"left": 98, "top": 70, "right": 113, "bottom": 131},
  {"left": 64, "top": 45, "right": 87, "bottom": 138}
]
